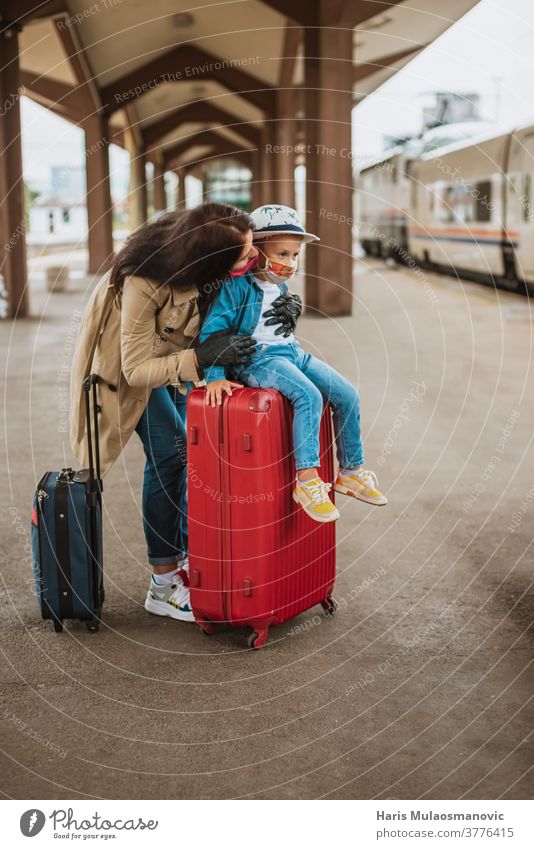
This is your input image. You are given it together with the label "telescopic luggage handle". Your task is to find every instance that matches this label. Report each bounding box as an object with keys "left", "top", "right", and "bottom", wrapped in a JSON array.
[
  {"left": 83, "top": 374, "right": 102, "bottom": 494},
  {"left": 82, "top": 373, "right": 104, "bottom": 613}
]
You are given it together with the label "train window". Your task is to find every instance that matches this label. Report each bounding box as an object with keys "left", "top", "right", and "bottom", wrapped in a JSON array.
[
  {"left": 437, "top": 185, "right": 455, "bottom": 222},
  {"left": 456, "top": 184, "right": 474, "bottom": 222},
  {"left": 474, "top": 180, "right": 492, "bottom": 222}
]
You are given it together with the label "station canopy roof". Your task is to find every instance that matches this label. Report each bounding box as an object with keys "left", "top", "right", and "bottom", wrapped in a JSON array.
[{"left": 12, "top": 0, "right": 480, "bottom": 167}]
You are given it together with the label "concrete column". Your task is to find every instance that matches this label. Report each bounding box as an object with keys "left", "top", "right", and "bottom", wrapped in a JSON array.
[
  {"left": 126, "top": 131, "right": 148, "bottom": 229},
  {"left": 0, "top": 25, "right": 28, "bottom": 318},
  {"left": 84, "top": 116, "right": 114, "bottom": 274},
  {"left": 304, "top": 2, "right": 353, "bottom": 316},
  {"left": 250, "top": 149, "right": 262, "bottom": 210},
  {"left": 175, "top": 167, "right": 185, "bottom": 208},
  {"left": 274, "top": 90, "right": 296, "bottom": 208},
  {"left": 133, "top": 149, "right": 148, "bottom": 226},
  {"left": 152, "top": 163, "right": 166, "bottom": 212},
  {"left": 259, "top": 124, "right": 275, "bottom": 205}
]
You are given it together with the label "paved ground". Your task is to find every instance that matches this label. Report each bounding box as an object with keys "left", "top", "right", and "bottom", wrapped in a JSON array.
[{"left": 1, "top": 255, "right": 533, "bottom": 799}]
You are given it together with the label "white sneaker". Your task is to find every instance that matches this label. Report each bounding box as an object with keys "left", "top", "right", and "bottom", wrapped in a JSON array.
[
  {"left": 145, "top": 578, "right": 195, "bottom": 622},
  {"left": 176, "top": 557, "right": 190, "bottom": 587}
]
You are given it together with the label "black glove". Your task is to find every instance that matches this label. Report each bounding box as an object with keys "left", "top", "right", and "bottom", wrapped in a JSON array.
[
  {"left": 195, "top": 327, "right": 257, "bottom": 368},
  {"left": 262, "top": 293, "right": 303, "bottom": 337}
]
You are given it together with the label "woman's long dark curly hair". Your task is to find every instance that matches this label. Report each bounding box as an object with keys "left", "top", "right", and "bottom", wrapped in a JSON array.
[{"left": 109, "top": 202, "right": 252, "bottom": 315}]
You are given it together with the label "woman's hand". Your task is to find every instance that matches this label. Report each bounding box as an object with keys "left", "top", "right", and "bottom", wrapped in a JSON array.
[
  {"left": 195, "top": 327, "right": 256, "bottom": 368},
  {"left": 262, "top": 293, "right": 303, "bottom": 337},
  {"left": 205, "top": 379, "right": 243, "bottom": 407}
]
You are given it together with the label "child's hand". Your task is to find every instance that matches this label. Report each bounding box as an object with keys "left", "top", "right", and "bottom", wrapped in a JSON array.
[{"left": 205, "top": 379, "right": 242, "bottom": 407}]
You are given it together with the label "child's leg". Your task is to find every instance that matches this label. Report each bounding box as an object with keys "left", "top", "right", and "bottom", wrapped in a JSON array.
[
  {"left": 296, "top": 351, "right": 387, "bottom": 505},
  {"left": 297, "top": 351, "right": 364, "bottom": 470},
  {"left": 237, "top": 356, "right": 323, "bottom": 472},
  {"left": 237, "top": 353, "right": 340, "bottom": 522}
]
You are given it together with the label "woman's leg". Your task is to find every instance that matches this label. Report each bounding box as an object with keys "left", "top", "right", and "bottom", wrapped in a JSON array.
[
  {"left": 166, "top": 384, "right": 190, "bottom": 559},
  {"left": 135, "top": 386, "right": 188, "bottom": 570}
]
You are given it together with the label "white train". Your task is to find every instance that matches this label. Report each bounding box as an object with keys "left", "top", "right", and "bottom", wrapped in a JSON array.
[{"left": 357, "top": 121, "right": 534, "bottom": 295}]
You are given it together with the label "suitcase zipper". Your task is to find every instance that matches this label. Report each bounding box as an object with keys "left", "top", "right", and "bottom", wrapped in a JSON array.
[
  {"left": 37, "top": 471, "right": 51, "bottom": 505},
  {"left": 218, "top": 402, "right": 229, "bottom": 623},
  {"left": 35, "top": 474, "right": 51, "bottom": 617},
  {"left": 54, "top": 479, "right": 74, "bottom": 619}
]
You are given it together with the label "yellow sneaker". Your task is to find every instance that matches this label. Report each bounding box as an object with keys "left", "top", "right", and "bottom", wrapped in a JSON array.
[
  {"left": 292, "top": 476, "right": 340, "bottom": 523},
  {"left": 334, "top": 468, "right": 388, "bottom": 506}
]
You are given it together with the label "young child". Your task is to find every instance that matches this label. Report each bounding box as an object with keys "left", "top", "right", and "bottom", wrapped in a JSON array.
[{"left": 199, "top": 204, "right": 387, "bottom": 523}]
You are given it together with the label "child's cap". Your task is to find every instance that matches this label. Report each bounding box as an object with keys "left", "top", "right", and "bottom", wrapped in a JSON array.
[{"left": 250, "top": 204, "right": 319, "bottom": 243}]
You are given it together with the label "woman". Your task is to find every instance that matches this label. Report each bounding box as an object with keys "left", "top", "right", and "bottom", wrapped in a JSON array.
[{"left": 70, "top": 202, "right": 301, "bottom": 621}]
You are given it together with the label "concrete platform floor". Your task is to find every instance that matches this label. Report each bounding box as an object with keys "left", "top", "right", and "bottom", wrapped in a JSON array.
[{"left": 1, "top": 256, "right": 533, "bottom": 800}]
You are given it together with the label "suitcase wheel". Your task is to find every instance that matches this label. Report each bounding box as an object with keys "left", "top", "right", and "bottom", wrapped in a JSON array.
[
  {"left": 52, "top": 619, "right": 64, "bottom": 633},
  {"left": 84, "top": 613, "right": 101, "bottom": 633},
  {"left": 247, "top": 629, "right": 268, "bottom": 650},
  {"left": 321, "top": 596, "right": 337, "bottom": 616},
  {"left": 197, "top": 620, "right": 216, "bottom": 636}
]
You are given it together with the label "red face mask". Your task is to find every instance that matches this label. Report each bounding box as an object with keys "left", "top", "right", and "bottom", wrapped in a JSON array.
[{"left": 228, "top": 256, "right": 258, "bottom": 277}]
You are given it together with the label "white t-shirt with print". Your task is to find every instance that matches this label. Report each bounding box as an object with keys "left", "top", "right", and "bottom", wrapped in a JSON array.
[{"left": 251, "top": 277, "right": 295, "bottom": 345}]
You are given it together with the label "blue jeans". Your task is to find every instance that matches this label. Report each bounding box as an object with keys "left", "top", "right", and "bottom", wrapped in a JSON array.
[
  {"left": 135, "top": 385, "right": 189, "bottom": 567},
  {"left": 234, "top": 342, "right": 364, "bottom": 471}
]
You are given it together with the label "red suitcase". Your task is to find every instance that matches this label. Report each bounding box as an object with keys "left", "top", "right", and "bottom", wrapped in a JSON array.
[{"left": 186, "top": 386, "right": 337, "bottom": 649}]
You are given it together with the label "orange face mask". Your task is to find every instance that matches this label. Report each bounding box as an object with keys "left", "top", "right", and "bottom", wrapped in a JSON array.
[{"left": 258, "top": 249, "right": 297, "bottom": 282}]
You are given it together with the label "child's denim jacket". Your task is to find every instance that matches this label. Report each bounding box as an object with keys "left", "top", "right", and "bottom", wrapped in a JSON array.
[{"left": 198, "top": 272, "right": 289, "bottom": 383}]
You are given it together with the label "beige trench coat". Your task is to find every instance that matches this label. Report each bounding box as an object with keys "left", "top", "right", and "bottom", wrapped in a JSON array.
[{"left": 70, "top": 271, "right": 203, "bottom": 476}]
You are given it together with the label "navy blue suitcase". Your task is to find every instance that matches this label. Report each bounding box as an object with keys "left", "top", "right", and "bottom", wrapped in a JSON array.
[{"left": 31, "top": 375, "right": 104, "bottom": 633}]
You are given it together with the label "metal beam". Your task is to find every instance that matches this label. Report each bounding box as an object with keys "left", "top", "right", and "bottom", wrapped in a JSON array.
[
  {"left": 353, "top": 45, "right": 421, "bottom": 82},
  {"left": 164, "top": 130, "right": 251, "bottom": 168},
  {"left": 54, "top": 16, "right": 101, "bottom": 113},
  {"left": 20, "top": 71, "right": 86, "bottom": 122},
  {"left": 142, "top": 102, "right": 261, "bottom": 149},
  {"left": 100, "top": 44, "right": 275, "bottom": 116},
  {"left": 1, "top": 0, "right": 66, "bottom": 27},
  {"left": 263, "top": 0, "right": 406, "bottom": 28},
  {"left": 177, "top": 147, "right": 253, "bottom": 175},
  {"left": 258, "top": 1, "right": 318, "bottom": 26},
  {"left": 350, "top": 0, "right": 406, "bottom": 27}
]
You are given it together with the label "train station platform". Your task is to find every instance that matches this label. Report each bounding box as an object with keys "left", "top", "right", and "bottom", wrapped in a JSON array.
[{"left": 1, "top": 257, "right": 532, "bottom": 799}]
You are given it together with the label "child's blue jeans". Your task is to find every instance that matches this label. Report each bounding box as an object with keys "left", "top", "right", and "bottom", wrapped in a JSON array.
[{"left": 233, "top": 341, "right": 364, "bottom": 471}]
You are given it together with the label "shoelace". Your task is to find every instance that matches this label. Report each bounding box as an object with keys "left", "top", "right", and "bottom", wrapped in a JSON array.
[
  {"left": 169, "top": 583, "right": 191, "bottom": 610},
  {"left": 353, "top": 469, "right": 379, "bottom": 489},
  {"left": 301, "top": 478, "right": 331, "bottom": 504}
]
